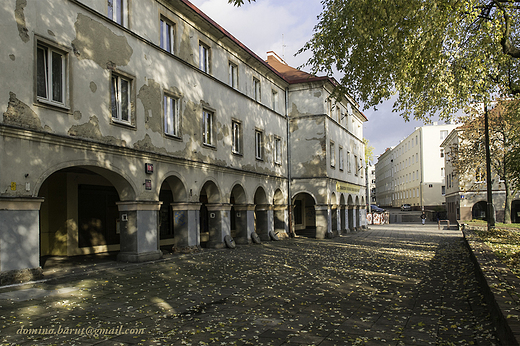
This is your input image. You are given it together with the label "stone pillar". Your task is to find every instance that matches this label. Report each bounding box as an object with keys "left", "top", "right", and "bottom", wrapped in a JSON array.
[
  {"left": 206, "top": 204, "right": 232, "bottom": 249},
  {"left": 170, "top": 202, "right": 201, "bottom": 250},
  {"left": 273, "top": 205, "right": 288, "bottom": 239},
  {"left": 361, "top": 206, "right": 367, "bottom": 229},
  {"left": 331, "top": 204, "right": 338, "bottom": 236},
  {"left": 340, "top": 206, "right": 346, "bottom": 234},
  {"left": 348, "top": 206, "right": 354, "bottom": 232},
  {"left": 315, "top": 204, "right": 329, "bottom": 239},
  {"left": 256, "top": 204, "right": 271, "bottom": 241},
  {"left": 117, "top": 201, "right": 163, "bottom": 262},
  {"left": 233, "top": 204, "right": 255, "bottom": 244},
  {"left": 0, "top": 198, "right": 45, "bottom": 281}
]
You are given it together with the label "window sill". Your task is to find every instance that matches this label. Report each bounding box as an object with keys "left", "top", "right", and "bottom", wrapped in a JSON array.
[
  {"left": 202, "top": 143, "right": 217, "bottom": 150},
  {"left": 165, "top": 133, "right": 182, "bottom": 141},
  {"left": 34, "top": 100, "right": 71, "bottom": 114},
  {"left": 232, "top": 151, "right": 243, "bottom": 157},
  {"left": 111, "top": 119, "right": 135, "bottom": 129}
]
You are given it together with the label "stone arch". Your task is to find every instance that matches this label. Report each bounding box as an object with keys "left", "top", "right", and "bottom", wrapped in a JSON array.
[
  {"left": 230, "top": 183, "right": 248, "bottom": 242},
  {"left": 37, "top": 165, "right": 136, "bottom": 262},
  {"left": 292, "top": 192, "right": 317, "bottom": 238},
  {"left": 199, "top": 180, "right": 221, "bottom": 247},
  {"left": 254, "top": 186, "right": 270, "bottom": 240},
  {"left": 36, "top": 162, "right": 136, "bottom": 201},
  {"left": 158, "top": 174, "right": 188, "bottom": 249},
  {"left": 472, "top": 201, "right": 487, "bottom": 220}
]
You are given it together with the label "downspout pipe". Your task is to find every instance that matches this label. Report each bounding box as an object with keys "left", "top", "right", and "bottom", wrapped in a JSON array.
[{"left": 286, "top": 87, "right": 295, "bottom": 237}]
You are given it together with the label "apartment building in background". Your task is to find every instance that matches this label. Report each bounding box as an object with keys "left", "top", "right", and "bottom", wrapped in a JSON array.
[{"left": 375, "top": 123, "right": 458, "bottom": 210}]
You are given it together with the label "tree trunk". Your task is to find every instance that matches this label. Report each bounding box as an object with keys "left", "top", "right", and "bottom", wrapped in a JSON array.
[{"left": 504, "top": 180, "right": 512, "bottom": 224}]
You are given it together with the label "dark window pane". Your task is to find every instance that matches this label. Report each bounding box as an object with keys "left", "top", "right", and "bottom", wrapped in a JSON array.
[
  {"left": 36, "top": 47, "right": 47, "bottom": 98},
  {"left": 111, "top": 76, "right": 118, "bottom": 118},
  {"left": 51, "top": 51, "right": 63, "bottom": 102},
  {"left": 121, "top": 78, "right": 129, "bottom": 121}
]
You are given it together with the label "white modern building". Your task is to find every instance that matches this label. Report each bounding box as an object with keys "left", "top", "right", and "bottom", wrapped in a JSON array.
[{"left": 375, "top": 123, "right": 458, "bottom": 210}]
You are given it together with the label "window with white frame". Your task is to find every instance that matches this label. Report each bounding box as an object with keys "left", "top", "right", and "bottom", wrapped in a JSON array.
[
  {"left": 440, "top": 130, "right": 448, "bottom": 140},
  {"left": 255, "top": 130, "right": 263, "bottom": 160},
  {"left": 36, "top": 43, "right": 67, "bottom": 107},
  {"left": 232, "top": 120, "right": 242, "bottom": 154},
  {"left": 164, "top": 94, "right": 179, "bottom": 137},
  {"left": 108, "top": 0, "right": 128, "bottom": 27},
  {"left": 111, "top": 73, "right": 131, "bottom": 123},
  {"left": 229, "top": 62, "right": 238, "bottom": 88},
  {"left": 339, "top": 147, "right": 344, "bottom": 170},
  {"left": 202, "top": 109, "right": 214, "bottom": 146},
  {"left": 274, "top": 137, "right": 282, "bottom": 164},
  {"left": 271, "top": 89, "right": 278, "bottom": 111},
  {"left": 199, "top": 42, "right": 210, "bottom": 73},
  {"left": 160, "top": 17, "right": 174, "bottom": 54},
  {"left": 330, "top": 141, "right": 335, "bottom": 167},
  {"left": 253, "top": 77, "right": 261, "bottom": 101},
  {"left": 347, "top": 151, "right": 351, "bottom": 172}
]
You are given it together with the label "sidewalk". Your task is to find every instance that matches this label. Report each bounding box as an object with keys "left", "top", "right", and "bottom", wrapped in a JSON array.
[{"left": 0, "top": 224, "right": 503, "bottom": 345}]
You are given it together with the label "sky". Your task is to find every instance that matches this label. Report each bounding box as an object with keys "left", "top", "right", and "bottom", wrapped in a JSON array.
[{"left": 188, "top": 0, "right": 438, "bottom": 161}]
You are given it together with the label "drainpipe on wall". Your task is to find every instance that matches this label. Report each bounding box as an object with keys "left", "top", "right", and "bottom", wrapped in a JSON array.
[{"left": 285, "top": 87, "right": 294, "bottom": 237}]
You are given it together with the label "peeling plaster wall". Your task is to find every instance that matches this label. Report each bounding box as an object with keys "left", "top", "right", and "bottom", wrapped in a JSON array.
[{"left": 0, "top": 0, "right": 290, "bottom": 203}]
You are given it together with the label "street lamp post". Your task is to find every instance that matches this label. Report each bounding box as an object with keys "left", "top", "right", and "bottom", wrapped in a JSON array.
[{"left": 484, "top": 102, "right": 495, "bottom": 230}]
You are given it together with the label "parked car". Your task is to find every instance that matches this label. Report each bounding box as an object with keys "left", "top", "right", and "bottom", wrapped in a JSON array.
[
  {"left": 370, "top": 204, "right": 385, "bottom": 213},
  {"left": 400, "top": 204, "right": 412, "bottom": 211}
]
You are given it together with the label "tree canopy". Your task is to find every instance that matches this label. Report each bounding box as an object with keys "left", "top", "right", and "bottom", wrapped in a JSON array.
[{"left": 230, "top": 0, "right": 520, "bottom": 121}]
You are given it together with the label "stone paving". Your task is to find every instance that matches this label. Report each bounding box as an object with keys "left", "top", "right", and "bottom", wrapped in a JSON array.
[{"left": 0, "top": 224, "right": 501, "bottom": 345}]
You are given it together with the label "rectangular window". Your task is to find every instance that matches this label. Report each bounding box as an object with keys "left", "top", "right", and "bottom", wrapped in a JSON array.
[
  {"left": 160, "top": 17, "right": 174, "bottom": 54},
  {"left": 274, "top": 137, "right": 282, "bottom": 164},
  {"left": 360, "top": 158, "right": 364, "bottom": 178},
  {"left": 440, "top": 148, "right": 444, "bottom": 158},
  {"left": 164, "top": 95, "right": 179, "bottom": 137},
  {"left": 111, "top": 74, "right": 131, "bottom": 123},
  {"left": 440, "top": 130, "right": 448, "bottom": 140},
  {"left": 202, "top": 110, "right": 214, "bottom": 146},
  {"left": 354, "top": 155, "right": 358, "bottom": 175},
  {"left": 255, "top": 130, "right": 263, "bottom": 160},
  {"left": 108, "top": 0, "right": 128, "bottom": 27},
  {"left": 442, "top": 186, "right": 446, "bottom": 195},
  {"left": 330, "top": 142, "right": 335, "bottom": 167},
  {"left": 232, "top": 120, "right": 241, "bottom": 154},
  {"left": 347, "top": 151, "right": 351, "bottom": 172},
  {"left": 199, "top": 43, "right": 209, "bottom": 73},
  {"left": 441, "top": 167, "right": 445, "bottom": 177},
  {"left": 253, "top": 77, "right": 261, "bottom": 101},
  {"left": 229, "top": 62, "right": 238, "bottom": 88},
  {"left": 271, "top": 89, "right": 278, "bottom": 111},
  {"left": 339, "top": 147, "right": 344, "bottom": 170},
  {"left": 37, "top": 44, "right": 66, "bottom": 106}
]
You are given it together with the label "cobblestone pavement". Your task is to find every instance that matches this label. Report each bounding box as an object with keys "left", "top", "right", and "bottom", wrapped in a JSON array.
[{"left": 0, "top": 224, "right": 501, "bottom": 345}]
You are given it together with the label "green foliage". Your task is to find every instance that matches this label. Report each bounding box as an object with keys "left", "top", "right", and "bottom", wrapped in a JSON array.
[
  {"left": 299, "top": 0, "right": 520, "bottom": 121},
  {"left": 363, "top": 138, "right": 374, "bottom": 164}
]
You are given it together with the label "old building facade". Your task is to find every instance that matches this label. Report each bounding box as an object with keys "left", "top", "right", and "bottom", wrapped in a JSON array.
[
  {"left": 0, "top": 0, "right": 366, "bottom": 281},
  {"left": 441, "top": 128, "right": 520, "bottom": 224}
]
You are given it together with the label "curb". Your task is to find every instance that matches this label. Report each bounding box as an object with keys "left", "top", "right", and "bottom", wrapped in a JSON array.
[{"left": 462, "top": 228, "right": 520, "bottom": 346}]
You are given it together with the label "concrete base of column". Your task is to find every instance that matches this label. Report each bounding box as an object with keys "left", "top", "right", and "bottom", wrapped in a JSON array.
[{"left": 117, "top": 250, "right": 163, "bottom": 263}]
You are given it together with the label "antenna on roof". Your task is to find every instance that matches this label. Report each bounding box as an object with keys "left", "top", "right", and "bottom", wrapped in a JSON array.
[{"left": 282, "top": 34, "right": 286, "bottom": 62}]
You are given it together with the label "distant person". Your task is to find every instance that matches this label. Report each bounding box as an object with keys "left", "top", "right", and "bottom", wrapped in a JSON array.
[{"left": 421, "top": 212, "right": 426, "bottom": 225}]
